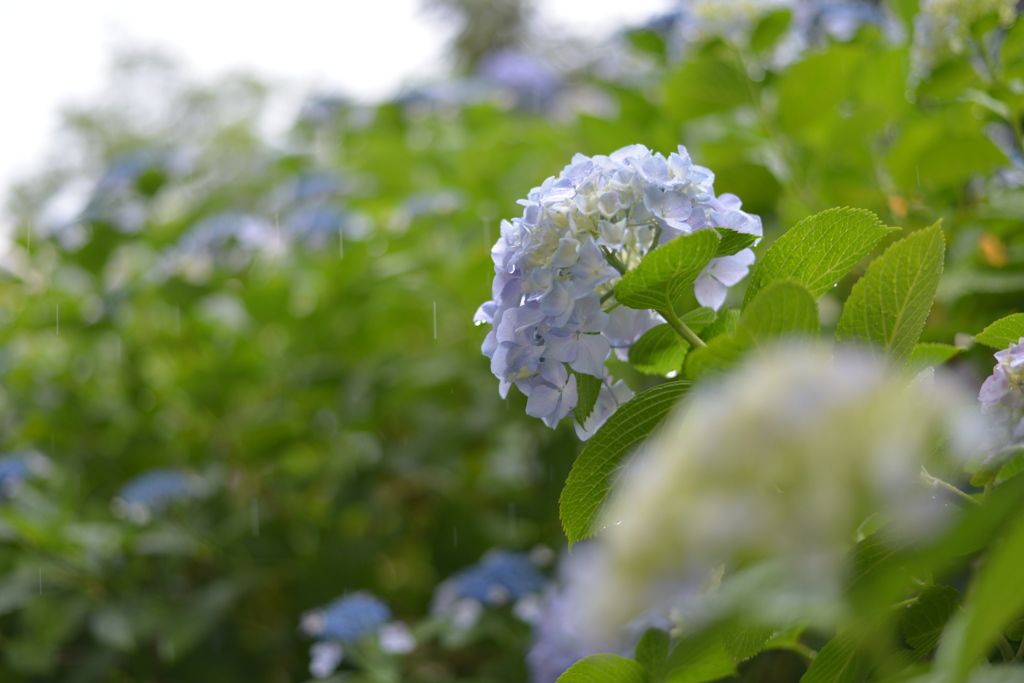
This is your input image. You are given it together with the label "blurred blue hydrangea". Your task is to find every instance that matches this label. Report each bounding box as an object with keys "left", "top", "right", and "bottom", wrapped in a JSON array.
[
  {"left": 288, "top": 171, "right": 347, "bottom": 203},
  {"left": 78, "top": 148, "right": 190, "bottom": 234},
  {"left": 0, "top": 451, "right": 50, "bottom": 501},
  {"left": 300, "top": 592, "right": 393, "bottom": 643},
  {"left": 477, "top": 49, "right": 562, "bottom": 111},
  {"left": 112, "top": 468, "right": 199, "bottom": 523},
  {"left": 300, "top": 592, "right": 413, "bottom": 679},
  {"left": 178, "top": 211, "right": 275, "bottom": 254},
  {"left": 527, "top": 543, "right": 674, "bottom": 683},
  {"left": 432, "top": 549, "right": 549, "bottom": 629},
  {"left": 299, "top": 93, "right": 349, "bottom": 126}
]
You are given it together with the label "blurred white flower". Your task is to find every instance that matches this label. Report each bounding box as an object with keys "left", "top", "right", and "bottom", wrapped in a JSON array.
[
  {"left": 590, "top": 344, "right": 980, "bottom": 629},
  {"left": 378, "top": 621, "right": 416, "bottom": 655}
]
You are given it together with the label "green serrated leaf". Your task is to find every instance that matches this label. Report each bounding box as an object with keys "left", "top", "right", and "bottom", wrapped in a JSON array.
[
  {"left": 902, "top": 585, "right": 959, "bottom": 655},
  {"left": 635, "top": 628, "right": 671, "bottom": 683},
  {"left": 556, "top": 654, "right": 646, "bottom": 683},
  {"left": 666, "top": 628, "right": 737, "bottom": 683},
  {"left": 572, "top": 370, "right": 603, "bottom": 426},
  {"left": 836, "top": 223, "right": 945, "bottom": 367},
  {"left": 908, "top": 342, "right": 963, "bottom": 370},
  {"left": 751, "top": 9, "right": 792, "bottom": 54},
  {"left": 629, "top": 325, "right": 690, "bottom": 376},
  {"left": 560, "top": 381, "right": 690, "bottom": 544},
  {"left": 744, "top": 207, "right": 898, "bottom": 307},
  {"left": 975, "top": 313, "right": 1024, "bottom": 349},
  {"left": 800, "top": 631, "right": 864, "bottom": 683},
  {"left": 714, "top": 228, "right": 758, "bottom": 257},
  {"left": 723, "top": 625, "right": 776, "bottom": 664},
  {"left": 741, "top": 280, "right": 819, "bottom": 341},
  {"left": 617, "top": 230, "right": 720, "bottom": 310}
]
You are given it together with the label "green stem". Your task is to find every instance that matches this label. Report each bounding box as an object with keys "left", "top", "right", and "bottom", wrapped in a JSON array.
[
  {"left": 1014, "top": 637, "right": 1024, "bottom": 663},
  {"left": 775, "top": 641, "right": 818, "bottom": 664},
  {"left": 920, "top": 467, "right": 981, "bottom": 507},
  {"left": 602, "top": 247, "right": 627, "bottom": 275},
  {"left": 998, "top": 636, "right": 1016, "bottom": 662},
  {"left": 661, "top": 307, "right": 707, "bottom": 349}
]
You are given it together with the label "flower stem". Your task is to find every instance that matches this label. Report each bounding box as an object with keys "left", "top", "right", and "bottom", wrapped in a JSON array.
[
  {"left": 998, "top": 636, "right": 1016, "bottom": 662},
  {"left": 602, "top": 247, "right": 627, "bottom": 275},
  {"left": 662, "top": 306, "right": 707, "bottom": 349},
  {"left": 920, "top": 467, "right": 981, "bottom": 507}
]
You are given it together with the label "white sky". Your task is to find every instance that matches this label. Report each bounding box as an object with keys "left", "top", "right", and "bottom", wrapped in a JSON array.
[{"left": 0, "top": 0, "right": 672, "bottom": 207}]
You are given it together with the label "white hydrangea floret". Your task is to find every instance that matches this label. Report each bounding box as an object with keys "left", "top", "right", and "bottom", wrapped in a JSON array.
[{"left": 587, "top": 344, "right": 980, "bottom": 630}]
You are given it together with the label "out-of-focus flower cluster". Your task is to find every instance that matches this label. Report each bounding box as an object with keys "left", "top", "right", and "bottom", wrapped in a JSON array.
[
  {"left": 432, "top": 549, "right": 549, "bottom": 629},
  {"left": 0, "top": 451, "right": 50, "bottom": 501},
  {"left": 591, "top": 345, "right": 979, "bottom": 630},
  {"left": 300, "top": 592, "right": 415, "bottom": 679},
  {"left": 979, "top": 337, "right": 1024, "bottom": 450},
  {"left": 111, "top": 468, "right": 201, "bottom": 524},
  {"left": 527, "top": 544, "right": 673, "bottom": 683},
  {"left": 475, "top": 145, "right": 761, "bottom": 432}
]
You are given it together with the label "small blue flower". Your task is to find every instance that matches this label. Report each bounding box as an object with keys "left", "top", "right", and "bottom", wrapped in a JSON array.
[
  {"left": 441, "top": 550, "right": 548, "bottom": 608},
  {"left": 300, "top": 592, "right": 392, "bottom": 644},
  {"left": 289, "top": 172, "right": 346, "bottom": 202},
  {"left": 177, "top": 211, "right": 275, "bottom": 254},
  {"left": 0, "top": 452, "right": 49, "bottom": 501},
  {"left": 113, "top": 469, "right": 198, "bottom": 523}
]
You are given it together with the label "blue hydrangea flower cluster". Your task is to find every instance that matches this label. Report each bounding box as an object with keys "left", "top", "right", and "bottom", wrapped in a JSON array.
[
  {"left": 300, "top": 592, "right": 393, "bottom": 643},
  {"left": 300, "top": 592, "right": 414, "bottom": 678},
  {"left": 451, "top": 550, "right": 547, "bottom": 605},
  {"left": 112, "top": 468, "right": 199, "bottom": 523},
  {"left": 0, "top": 451, "right": 49, "bottom": 501},
  {"left": 526, "top": 544, "right": 674, "bottom": 683},
  {"left": 979, "top": 337, "right": 1024, "bottom": 449},
  {"left": 432, "top": 550, "right": 549, "bottom": 628},
  {"left": 475, "top": 144, "right": 761, "bottom": 431}
]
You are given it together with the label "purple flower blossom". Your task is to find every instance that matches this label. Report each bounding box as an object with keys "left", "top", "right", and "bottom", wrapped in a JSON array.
[{"left": 979, "top": 337, "right": 1024, "bottom": 449}]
